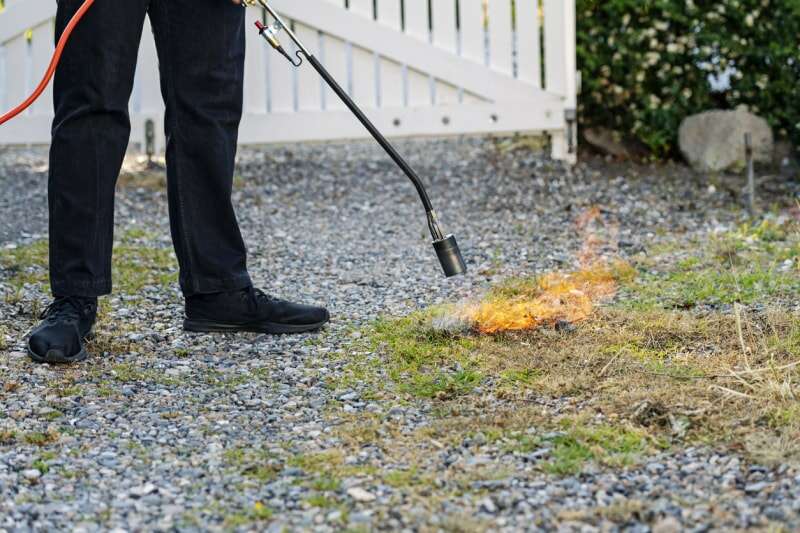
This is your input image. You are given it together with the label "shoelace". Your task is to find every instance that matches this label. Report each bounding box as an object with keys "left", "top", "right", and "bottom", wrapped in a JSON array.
[
  {"left": 242, "top": 286, "right": 275, "bottom": 314},
  {"left": 40, "top": 296, "right": 91, "bottom": 322}
]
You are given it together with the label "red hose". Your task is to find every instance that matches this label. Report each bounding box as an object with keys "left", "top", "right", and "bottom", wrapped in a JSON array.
[{"left": 0, "top": 0, "right": 95, "bottom": 126}]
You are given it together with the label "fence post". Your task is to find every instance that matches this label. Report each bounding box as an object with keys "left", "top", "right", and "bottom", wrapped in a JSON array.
[{"left": 544, "top": 0, "right": 577, "bottom": 164}]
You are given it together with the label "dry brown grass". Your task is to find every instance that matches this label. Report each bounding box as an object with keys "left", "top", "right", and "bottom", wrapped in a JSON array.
[
  {"left": 343, "top": 303, "right": 800, "bottom": 465},
  {"left": 463, "top": 307, "right": 800, "bottom": 445}
]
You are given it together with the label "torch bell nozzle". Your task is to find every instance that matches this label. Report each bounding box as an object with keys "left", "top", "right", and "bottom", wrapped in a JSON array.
[{"left": 433, "top": 235, "right": 467, "bottom": 277}]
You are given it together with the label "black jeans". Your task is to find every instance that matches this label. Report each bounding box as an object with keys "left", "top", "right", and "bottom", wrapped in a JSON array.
[{"left": 50, "top": 0, "right": 252, "bottom": 297}]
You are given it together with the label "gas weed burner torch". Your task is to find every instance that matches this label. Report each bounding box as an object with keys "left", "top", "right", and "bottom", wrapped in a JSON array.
[
  {"left": 245, "top": 0, "right": 467, "bottom": 278},
  {"left": 0, "top": 0, "right": 466, "bottom": 278}
]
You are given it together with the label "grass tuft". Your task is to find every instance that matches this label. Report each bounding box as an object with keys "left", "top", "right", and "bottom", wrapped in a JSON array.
[{"left": 0, "top": 229, "right": 178, "bottom": 295}]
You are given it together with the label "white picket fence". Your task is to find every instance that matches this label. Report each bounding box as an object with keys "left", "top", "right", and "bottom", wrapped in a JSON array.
[{"left": 0, "top": 0, "right": 577, "bottom": 162}]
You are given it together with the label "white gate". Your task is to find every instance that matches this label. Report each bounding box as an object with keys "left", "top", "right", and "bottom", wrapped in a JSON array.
[{"left": 0, "top": 0, "right": 577, "bottom": 162}]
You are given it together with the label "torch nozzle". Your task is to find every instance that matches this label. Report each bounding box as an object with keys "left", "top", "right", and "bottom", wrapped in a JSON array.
[
  {"left": 426, "top": 211, "right": 466, "bottom": 277},
  {"left": 433, "top": 235, "right": 467, "bottom": 277}
]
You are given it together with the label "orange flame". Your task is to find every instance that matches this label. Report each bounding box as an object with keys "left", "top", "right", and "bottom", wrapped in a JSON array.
[
  {"left": 467, "top": 263, "right": 621, "bottom": 334},
  {"left": 467, "top": 207, "right": 625, "bottom": 334}
]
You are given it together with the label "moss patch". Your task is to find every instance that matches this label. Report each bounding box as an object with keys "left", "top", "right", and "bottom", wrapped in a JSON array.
[
  {"left": 624, "top": 219, "right": 800, "bottom": 309},
  {"left": 541, "top": 419, "right": 656, "bottom": 475},
  {"left": 222, "top": 502, "right": 273, "bottom": 528},
  {"left": 0, "top": 228, "right": 177, "bottom": 294},
  {"left": 223, "top": 446, "right": 282, "bottom": 483}
]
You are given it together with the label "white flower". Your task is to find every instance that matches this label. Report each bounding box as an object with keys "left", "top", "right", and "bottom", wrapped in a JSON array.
[
  {"left": 745, "top": 14, "right": 755, "bottom": 27},
  {"left": 649, "top": 95, "right": 662, "bottom": 109}
]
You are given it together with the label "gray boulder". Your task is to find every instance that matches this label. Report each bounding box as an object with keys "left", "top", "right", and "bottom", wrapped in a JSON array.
[{"left": 678, "top": 106, "right": 773, "bottom": 172}]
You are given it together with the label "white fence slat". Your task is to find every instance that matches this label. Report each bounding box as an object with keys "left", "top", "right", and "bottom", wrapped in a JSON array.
[
  {"left": 403, "top": 1, "right": 432, "bottom": 108},
  {"left": 320, "top": 34, "right": 349, "bottom": 110},
  {"left": 0, "top": 45, "right": 6, "bottom": 113},
  {"left": 347, "top": 0, "right": 378, "bottom": 108},
  {"left": 457, "top": 0, "right": 484, "bottom": 65},
  {"left": 544, "top": 0, "right": 576, "bottom": 105},
  {"left": 376, "top": 0, "right": 403, "bottom": 108},
  {"left": 320, "top": 0, "right": 348, "bottom": 110},
  {"left": 244, "top": 7, "right": 268, "bottom": 115},
  {"left": 295, "top": 23, "right": 323, "bottom": 111},
  {"left": 4, "top": 36, "right": 27, "bottom": 117},
  {"left": 544, "top": 0, "right": 577, "bottom": 163},
  {"left": 488, "top": 0, "right": 513, "bottom": 76},
  {"left": 30, "top": 22, "right": 54, "bottom": 115},
  {"left": 431, "top": 0, "right": 460, "bottom": 104},
  {"left": 132, "top": 20, "right": 164, "bottom": 151},
  {"left": 459, "top": 0, "right": 486, "bottom": 106},
  {"left": 135, "top": 21, "right": 161, "bottom": 115},
  {"left": 266, "top": 13, "right": 295, "bottom": 112},
  {"left": 516, "top": 0, "right": 542, "bottom": 87},
  {"left": 404, "top": 1, "right": 428, "bottom": 41},
  {"left": 135, "top": 20, "right": 160, "bottom": 114}
]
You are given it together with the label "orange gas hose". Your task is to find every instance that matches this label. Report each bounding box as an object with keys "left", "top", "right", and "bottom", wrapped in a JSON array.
[{"left": 0, "top": 0, "right": 95, "bottom": 126}]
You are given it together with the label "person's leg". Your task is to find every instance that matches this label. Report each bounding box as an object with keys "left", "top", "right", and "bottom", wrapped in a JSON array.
[
  {"left": 148, "top": 0, "right": 329, "bottom": 334},
  {"left": 148, "top": 0, "right": 252, "bottom": 296},
  {"left": 49, "top": 0, "right": 150, "bottom": 297},
  {"left": 31, "top": 0, "right": 149, "bottom": 363}
]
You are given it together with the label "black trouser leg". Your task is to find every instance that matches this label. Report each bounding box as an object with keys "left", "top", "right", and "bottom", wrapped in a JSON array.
[
  {"left": 149, "top": 0, "right": 252, "bottom": 296},
  {"left": 49, "top": 0, "right": 149, "bottom": 297}
]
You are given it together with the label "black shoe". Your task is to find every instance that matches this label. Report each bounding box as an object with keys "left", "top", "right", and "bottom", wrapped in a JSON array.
[
  {"left": 184, "top": 286, "right": 330, "bottom": 334},
  {"left": 27, "top": 296, "right": 98, "bottom": 364}
]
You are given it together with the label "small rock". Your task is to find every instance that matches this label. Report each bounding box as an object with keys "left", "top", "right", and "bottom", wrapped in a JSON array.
[
  {"left": 652, "top": 516, "right": 682, "bottom": 533},
  {"left": 744, "top": 481, "right": 770, "bottom": 494},
  {"left": 479, "top": 497, "right": 497, "bottom": 514},
  {"left": 338, "top": 392, "right": 359, "bottom": 402},
  {"left": 22, "top": 469, "right": 42, "bottom": 481},
  {"left": 130, "top": 483, "right": 158, "bottom": 498},
  {"left": 554, "top": 319, "right": 576, "bottom": 333},
  {"left": 346, "top": 487, "right": 376, "bottom": 502}
]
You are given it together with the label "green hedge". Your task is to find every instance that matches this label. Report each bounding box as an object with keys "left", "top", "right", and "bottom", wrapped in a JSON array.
[{"left": 577, "top": 0, "right": 800, "bottom": 157}]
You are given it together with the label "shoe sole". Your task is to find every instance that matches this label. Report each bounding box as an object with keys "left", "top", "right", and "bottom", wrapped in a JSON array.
[
  {"left": 183, "top": 317, "right": 329, "bottom": 335},
  {"left": 27, "top": 331, "right": 93, "bottom": 365}
]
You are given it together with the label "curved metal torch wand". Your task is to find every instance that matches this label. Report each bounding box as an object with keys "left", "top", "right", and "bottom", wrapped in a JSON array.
[{"left": 243, "top": 0, "right": 467, "bottom": 278}]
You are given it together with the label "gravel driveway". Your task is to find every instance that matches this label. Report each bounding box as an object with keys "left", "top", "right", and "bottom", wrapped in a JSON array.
[{"left": 1, "top": 138, "right": 799, "bottom": 531}]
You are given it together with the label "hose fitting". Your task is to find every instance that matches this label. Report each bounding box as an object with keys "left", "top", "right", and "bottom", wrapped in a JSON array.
[{"left": 254, "top": 20, "right": 302, "bottom": 67}]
